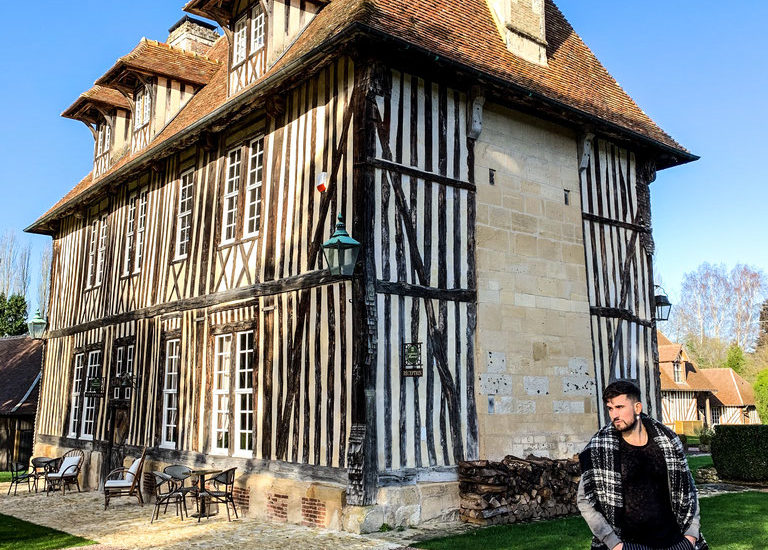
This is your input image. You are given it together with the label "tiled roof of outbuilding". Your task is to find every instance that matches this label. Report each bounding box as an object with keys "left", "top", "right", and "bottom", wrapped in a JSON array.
[
  {"left": 0, "top": 337, "right": 42, "bottom": 416},
  {"left": 702, "top": 368, "right": 756, "bottom": 407}
]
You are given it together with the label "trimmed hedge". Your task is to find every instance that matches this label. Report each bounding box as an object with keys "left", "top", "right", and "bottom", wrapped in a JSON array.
[{"left": 711, "top": 425, "right": 768, "bottom": 482}]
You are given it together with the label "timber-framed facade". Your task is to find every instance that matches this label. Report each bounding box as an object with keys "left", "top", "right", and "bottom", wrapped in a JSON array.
[{"left": 28, "top": 0, "right": 696, "bottom": 531}]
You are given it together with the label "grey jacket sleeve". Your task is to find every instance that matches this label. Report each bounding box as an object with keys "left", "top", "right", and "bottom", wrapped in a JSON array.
[
  {"left": 577, "top": 477, "right": 622, "bottom": 550},
  {"left": 684, "top": 473, "right": 701, "bottom": 539}
]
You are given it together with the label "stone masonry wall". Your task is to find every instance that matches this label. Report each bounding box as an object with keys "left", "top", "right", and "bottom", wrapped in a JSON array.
[{"left": 473, "top": 103, "right": 598, "bottom": 461}]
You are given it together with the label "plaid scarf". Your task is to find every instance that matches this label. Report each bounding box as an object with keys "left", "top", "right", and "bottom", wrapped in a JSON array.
[{"left": 579, "top": 414, "right": 703, "bottom": 550}]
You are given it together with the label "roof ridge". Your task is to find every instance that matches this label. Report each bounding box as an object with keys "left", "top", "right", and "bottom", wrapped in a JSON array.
[
  {"left": 143, "top": 37, "right": 221, "bottom": 64},
  {"left": 731, "top": 369, "right": 744, "bottom": 405}
]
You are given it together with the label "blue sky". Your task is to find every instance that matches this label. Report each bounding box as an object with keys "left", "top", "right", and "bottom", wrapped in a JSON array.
[{"left": 0, "top": 1, "right": 764, "bottom": 312}]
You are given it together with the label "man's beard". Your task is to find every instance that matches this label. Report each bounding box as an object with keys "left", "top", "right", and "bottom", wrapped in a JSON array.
[{"left": 615, "top": 416, "right": 638, "bottom": 433}]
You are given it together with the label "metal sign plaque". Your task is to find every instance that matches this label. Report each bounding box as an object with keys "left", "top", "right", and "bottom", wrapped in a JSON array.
[{"left": 402, "top": 342, "right": 423, "bottom": 377}]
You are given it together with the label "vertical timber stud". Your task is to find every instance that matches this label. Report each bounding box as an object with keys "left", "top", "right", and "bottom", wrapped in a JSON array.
[
  {"left": 637, "top": 157, "right": 662, "bottom": 420},
  {"left": 347, "top": 59, "right": 378, "bottom": 506}
]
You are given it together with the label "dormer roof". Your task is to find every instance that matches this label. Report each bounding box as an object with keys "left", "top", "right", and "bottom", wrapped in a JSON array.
[
  {"left": 61, "top": 85, "right": 131, "bottom": 125},
  {"left": 183, "top": 0, "right": 329, "bottom": 24},
  {"left": 95, "top": 38, "right": 221, "bottom": 93}
]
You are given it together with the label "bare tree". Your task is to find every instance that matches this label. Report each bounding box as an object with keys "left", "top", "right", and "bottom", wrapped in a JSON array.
[
  {"left": 731, "top": 265, "right": 767, "bottom": 350},
  {"left": 14, "top": 244, "right": 31, "bottom": 297},
  {"left": 0, "top": 230, "right": 19, "bottom": 296},
  {"left": 673, "top": 263, "right": 767, "bottom": 366},
  {"left": 37, "top": 244, "right": 52, "bottom": 318}
]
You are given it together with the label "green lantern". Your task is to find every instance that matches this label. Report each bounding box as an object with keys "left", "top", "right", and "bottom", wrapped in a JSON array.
[
  {"left": 322, "top": 214, "right": 361, "bottom": 276},
  {"left": 28, "top": 310, "right": 47, "bottom": 340}
]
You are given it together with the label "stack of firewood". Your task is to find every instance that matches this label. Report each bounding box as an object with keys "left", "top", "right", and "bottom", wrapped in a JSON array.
[{"left": 458, "top": 455, "right": 580, "bottom": 525}]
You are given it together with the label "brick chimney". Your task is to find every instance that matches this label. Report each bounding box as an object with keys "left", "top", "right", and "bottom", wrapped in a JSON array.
[
  {"left": 487, "top": 0, "right": 548, "bottom": 66},
  {"left": 167, "top": 16, "right": 220, "bottom": 55}
]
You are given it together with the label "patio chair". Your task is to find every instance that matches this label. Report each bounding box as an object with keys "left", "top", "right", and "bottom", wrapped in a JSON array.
[
  {"left": 104, "top": 447, "right": 146, "bottom": 509},
  {"left": 31, "top": 457, "right": 56, "bottom": 493},
  {"left": 197, "top": 467, "right": 238, "bottom": 522},
  {"left": 46, "top": 449, "right": 84, "bottom": 495},
  {"left": 7, "top": 461, "right": 32, "bottom": 496},
  {"left": 164, "top": 464, "right": 198, "bottom": 512},
  {"left": 151, "top": 472, "right": 188, "bottom": 523}
]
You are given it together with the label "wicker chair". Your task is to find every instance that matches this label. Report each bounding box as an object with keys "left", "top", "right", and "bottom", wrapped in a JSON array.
[
  {"left": 7, "top": 461, "right": 32, "bottom": 496},
  {"left": 197, "top": 467, "right": 238, "bottom": 522},
  {"left": 45, "top": 449, "right": 84, "bottom": 495},
  {"left": 104, "top": 447, "right": 146, "bottom": 509}
]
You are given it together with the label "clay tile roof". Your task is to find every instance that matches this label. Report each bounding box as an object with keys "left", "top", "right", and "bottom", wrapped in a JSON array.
[
  {"left": 95, "top": 38, "right": 221, "bottom": 88},
  {"left": 701, "top": 368, "right": 756, "bottom": 407},
  {"left": 659, "top": 362, "right": 716, "bottom": 393},
  {"left": 62, "top": 85, "right": 131, "bottom": 121},
  {"left": 658, "top": 344, "right": 683, "bottom": 364},
  {"left": 0, "top": 337, "right": 43, "bottom": 416},
  {"left": 29, "top": 0, "right": 695, "bottom": 232},
  {"left": 657, "top": 332, "right": 673, "bottom": 346}
]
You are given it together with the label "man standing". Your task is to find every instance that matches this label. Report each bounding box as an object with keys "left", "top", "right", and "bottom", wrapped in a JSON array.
[{"left": 577, "top": 380, "right": 707, "bottom": 550}]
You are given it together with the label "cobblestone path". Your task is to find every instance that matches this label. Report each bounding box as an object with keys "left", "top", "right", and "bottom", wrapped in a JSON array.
[{"left": 0, "top": 482, "right": 403, "bottom": 550}]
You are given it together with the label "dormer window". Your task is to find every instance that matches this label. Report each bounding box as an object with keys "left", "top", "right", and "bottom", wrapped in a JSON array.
[
  {"left": 673, "top": 361, "right": 683, "bottom": 384},
  {"left": 229, "top": 5, "right": 268, "bottom": 95},
  {"left": 233, "top": 15, "right": 248, "bottom": 66},
  {"left": 135, "top": 86, "right": 151, "bottom": 129},
  {"left": 94, "top": 122, "right": 112, "bottom": 177},
  {"left": 251, "top": 7, "right": 265, "bottom": 52}
]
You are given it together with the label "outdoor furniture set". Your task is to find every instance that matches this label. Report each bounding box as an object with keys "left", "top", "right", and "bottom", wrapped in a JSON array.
[
  {"left": 151, "top": 466, "right": 239, "bottom": 523},
  {"left": 6, "top": 447, "right": 239, "bottom": 525},
  {"left": 7, "top": 449, "right": 84, "bottom": 496}
]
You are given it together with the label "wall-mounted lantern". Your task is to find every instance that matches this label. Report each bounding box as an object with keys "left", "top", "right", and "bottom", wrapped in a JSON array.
[
  {"left": 28, "top": 310, "right": 47, "bottom": 340},
  {"left": 654, "top": 286, "right": 672, "bottom": 322},
  {"left": 322, "top": 213, "right": 361, "bottom": 276}
]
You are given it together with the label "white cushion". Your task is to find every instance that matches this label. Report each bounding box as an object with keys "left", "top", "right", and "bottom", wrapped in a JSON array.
[
  {"left": 125, "top": 457, "right": 142, "bottom": 482},
  {"left": 52, "top": 456, "right": 80, "bottom": 477},
  {"left": 105, "top": 479, "right": 132, "bottom": 488}
]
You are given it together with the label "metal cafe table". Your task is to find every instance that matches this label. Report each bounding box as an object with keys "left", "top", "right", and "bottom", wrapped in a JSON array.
[{"left": 189, "top": 469, "right": 221, "bottom": 519}]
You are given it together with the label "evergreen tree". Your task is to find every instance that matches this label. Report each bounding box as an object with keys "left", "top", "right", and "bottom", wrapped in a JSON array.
[
  {"left": 754, "top": 369, "right": 768, "bottom": 425},
  {"left": 0, "top": 293, "right": 28, "bottom": 336},
  {"left": 724, "top": 343, "right": 747, "bottom": 375}
]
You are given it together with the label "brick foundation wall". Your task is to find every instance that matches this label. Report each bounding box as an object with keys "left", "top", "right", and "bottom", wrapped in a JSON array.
[
  {"left": 267, "top": 493, "right": 288, "bottom": 522},
  {"left": 301, "top": 497, "right": 327, "bottom": 527},
  {"left": 233, "top": 486, "right": 250, "bottom": 511}
]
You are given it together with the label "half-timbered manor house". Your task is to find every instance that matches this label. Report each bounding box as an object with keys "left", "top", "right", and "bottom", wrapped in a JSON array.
[{"left": 27, "top": 0, "right": 696, "bottom": 530}]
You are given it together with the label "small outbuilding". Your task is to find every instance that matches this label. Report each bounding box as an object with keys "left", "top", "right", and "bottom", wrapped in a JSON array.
[{"left": 0, "top": 336, "right": 42, "bottom": 470}]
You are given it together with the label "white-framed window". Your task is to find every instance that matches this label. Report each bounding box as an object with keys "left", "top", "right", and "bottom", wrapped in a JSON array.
[
  {"left": 234, "top": 331, "right": 254, "bottom": 455},
  {"left": 81, "top": 350, "right": 102, "bottom": 440},
  {"left": 86, "top": 218, "right": 98, "bottom": 288},
  {"left": 162, "top": 339, "right": 180, "bottom": 448},
  {"left": 711, "top": 407, "right": 721, "bottom": 425},
  {"left": 135, "top": 190, "right": 148, "bottom": 273},
  {"left": 135, "top": 86, "right": 151, "bottom": 129},
  {"left": 233, "top": 15, "right": 248, "bottom": 65},
  {"left": 212, "top": 334, "right": 232, "bottom": 453},
  {"left": 251, "top": 6, "right": 265, "bottom": 52},
  {"left": 124, "top": 196, "right": 136, "bottom": 275},
  {"left": 673, "top": 361, "right": 683, "bottom": 384},
  {"left": 96, "top": 123, "right": 111, "bottom": 157},
  {"left": 244, "top": 137, "right": 264, "bottom": 237},
  {"left": 113, "top": 343, "right": 134, "bottom": 400},
  {"left": 68, "top": 354, "right": 85, "bottom": 437},
  {"left": 222, "top": 148, "right": 241, "bottom": 243},
  {"left": 87, "top": 215, "right": 107, "bottom": 288},
  {"left": 96, "top": 214, "right": 107, "bottom": 286},
  {"left": 175, "top": 168, "right": 195, "bottom": 259}
]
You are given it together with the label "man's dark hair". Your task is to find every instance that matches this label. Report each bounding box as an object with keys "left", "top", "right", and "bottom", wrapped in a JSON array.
[{"left": 603, "top": 380, "right": 641, "bottom": 404}]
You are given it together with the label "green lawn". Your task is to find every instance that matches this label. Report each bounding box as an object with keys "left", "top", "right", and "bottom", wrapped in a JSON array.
[
  {"left": 0, "top": 514, "right": 95, "bottom": 550},
  {"left": 415, "top": 492, "right": 768, "bottom": 550},
  {"left": 0, "top": 472, "right": 11, "bottom": 483},
  {"left": 688, "top": 454, "right": 714, "bottom": 477}
]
